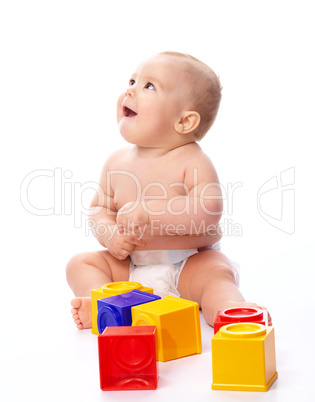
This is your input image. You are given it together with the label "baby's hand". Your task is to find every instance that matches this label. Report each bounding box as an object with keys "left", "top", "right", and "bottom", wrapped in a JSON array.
[
  {"left": 104, "top": 225, "right": 145, "bottom": 260},
  {"left": 116, "top": 202, "right": 149, "bottom": 236}
]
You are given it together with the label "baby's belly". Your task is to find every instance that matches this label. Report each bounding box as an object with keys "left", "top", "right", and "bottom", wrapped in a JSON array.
[{"left": 134, "top": 234, "right": 221, "bottom": 251}]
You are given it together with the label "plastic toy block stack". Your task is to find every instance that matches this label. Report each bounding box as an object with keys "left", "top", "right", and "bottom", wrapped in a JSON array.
[
  {"left": 97, "top": 290, "right": 160, "bottom": 334},
  {"left": 213, "top": 307, "right": 269, "bottom": 334},
  {"left": 132, "top": 296, "right": 202, "bottom": 362},
  {"left": 98, "top": 326, "right": 158, "bottom": 390},
  {"left": 212, "top": 308, "right": 278, "bottom": 392},
  {"left": 91, "top": 281, "right": 153, "bottom": 335},
  {"left": 96, "top": 282, "right": 202, "bottom": 390}
]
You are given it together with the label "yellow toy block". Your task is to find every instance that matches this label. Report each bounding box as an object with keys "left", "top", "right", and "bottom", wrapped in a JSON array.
[
  {"left": 131, "top": 296, "right": 202, "bottom": 362},
  {"left": 212, "top": 323, "right": 278, "bottom": 391},
  {"left": 91, "top": 282, "right": 153, "bottom": 335}
]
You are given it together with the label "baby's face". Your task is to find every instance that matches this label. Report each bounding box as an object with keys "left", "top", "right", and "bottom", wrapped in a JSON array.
[{"left": 117, "top": 55, "right": 189, "bottom": 148}]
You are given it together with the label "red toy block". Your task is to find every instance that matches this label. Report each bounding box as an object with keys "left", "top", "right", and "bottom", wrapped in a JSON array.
[
  {"left": 213, "top": 307, "right": 269, "bottom": 334},
  {"left": 98, "top": 326, "right": 158, "bottom": 391}
]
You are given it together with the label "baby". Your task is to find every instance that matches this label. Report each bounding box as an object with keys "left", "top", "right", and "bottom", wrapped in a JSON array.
[{"left": 67, "top": 51, "right": 271, "bottom": 329}]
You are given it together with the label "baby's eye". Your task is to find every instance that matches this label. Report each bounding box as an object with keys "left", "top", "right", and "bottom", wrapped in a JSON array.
[
  {"left": 129, "top": 79, "right": 136, "bottom": 86},
  {"left": 145, "top": 82, "right": 155, "bottom": 90}
]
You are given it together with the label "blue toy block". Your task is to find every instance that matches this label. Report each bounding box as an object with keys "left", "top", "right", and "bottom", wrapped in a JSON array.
[{"left": 97, "top": 290, "right": 161, "bottom": 334}]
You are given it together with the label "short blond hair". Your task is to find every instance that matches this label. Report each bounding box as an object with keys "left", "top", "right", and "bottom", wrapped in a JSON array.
[{"left": 158, "top": 51, "right": 222, "bottom": 140}]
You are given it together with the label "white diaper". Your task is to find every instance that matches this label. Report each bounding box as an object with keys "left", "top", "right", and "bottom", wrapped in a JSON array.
[
  {"left": 129, "top": 242, "right": 240, "bottom": 299},
  {"left": 129, "top": 249, "right": 198, "bottom": 298}
]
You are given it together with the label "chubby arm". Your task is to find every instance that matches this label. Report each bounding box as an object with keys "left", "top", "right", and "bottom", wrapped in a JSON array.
[{"left": 88, "top": 153, "right": 145, "bottom": 259}]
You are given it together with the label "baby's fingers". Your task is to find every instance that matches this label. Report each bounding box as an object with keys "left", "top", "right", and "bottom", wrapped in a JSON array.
[{"left": 126, "top": 234, "right": 146, "bottom": 247}]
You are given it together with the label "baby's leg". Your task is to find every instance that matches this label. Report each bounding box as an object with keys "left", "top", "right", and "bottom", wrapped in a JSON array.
[
  {"left": 177, "top": 249, "right": 271, "bottom": 326},
  {"left": 66, "top": 250, "right": 130, "bottom": 329}
]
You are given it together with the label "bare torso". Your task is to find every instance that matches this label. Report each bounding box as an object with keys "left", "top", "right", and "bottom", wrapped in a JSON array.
[{"left": 105, "top": 143, "right": 222, "bottom": 249}]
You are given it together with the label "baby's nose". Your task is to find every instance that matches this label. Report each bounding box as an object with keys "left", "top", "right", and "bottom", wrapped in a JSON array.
[{"left": 125, "top": 86, "right": 135, "bottom": 97}]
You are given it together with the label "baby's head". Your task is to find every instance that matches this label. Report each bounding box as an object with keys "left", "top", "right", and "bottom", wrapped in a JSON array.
[
  {"left": 158, "top": 51, "right": 222, "bottom": 140},
  {"left": 117, "top": 51, "right": 222, "bottom": 147}
]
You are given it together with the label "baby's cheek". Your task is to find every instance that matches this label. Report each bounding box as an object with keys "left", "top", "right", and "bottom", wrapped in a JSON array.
[{"left": 116, "top": 93, "right": 125, "bottom": 122}]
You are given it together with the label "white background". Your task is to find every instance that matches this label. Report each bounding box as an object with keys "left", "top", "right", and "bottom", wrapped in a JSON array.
[{"left": 1, "top": 1, "right": 315, "bottom": 401}]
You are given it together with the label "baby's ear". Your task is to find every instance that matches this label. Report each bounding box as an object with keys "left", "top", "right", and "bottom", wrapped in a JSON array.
[{"left": 174, "top": 111, "right": 200, "bottom": 135}]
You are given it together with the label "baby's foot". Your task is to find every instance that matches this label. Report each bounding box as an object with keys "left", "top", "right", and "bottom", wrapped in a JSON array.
[
  {"left": 223, "top": 302, "right": 272, "bottom": 326},
  {"left": 71, "top": 297, "right": 92, "bottom": 329}
]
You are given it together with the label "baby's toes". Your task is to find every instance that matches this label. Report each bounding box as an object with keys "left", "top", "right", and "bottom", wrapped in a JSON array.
[
  {"left": 76, "top": 321, "right": 83, "bottom": 329},
  {"left": 72, "top": 313, "right": 79, "bottom": 321},
  {"left": 71, "top": 298, "right": 82, "bottom": 309},
  {"left": 71, "top": 307, "right": 78, "bottom": 316}
]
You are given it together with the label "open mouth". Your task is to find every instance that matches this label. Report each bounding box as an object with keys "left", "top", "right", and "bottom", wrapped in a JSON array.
[{"left": 123, "top": 106, "right": 137, "bottom": 117}]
